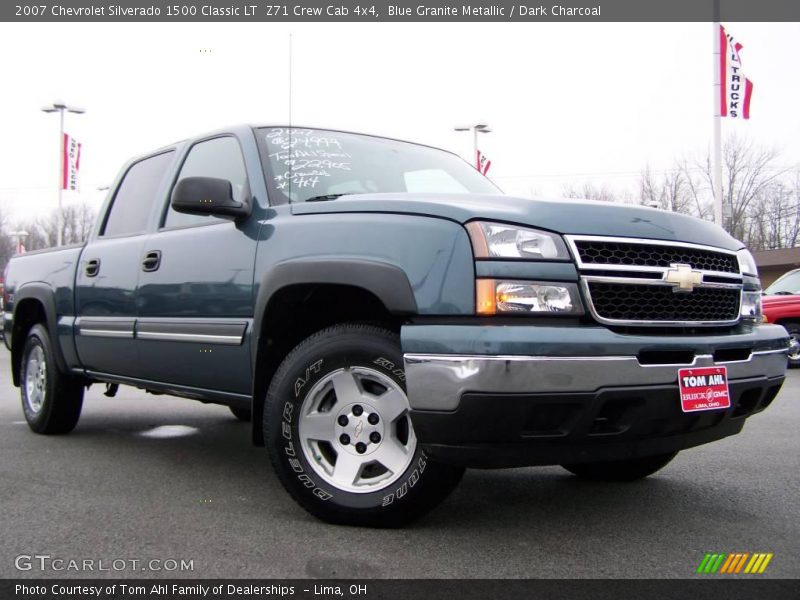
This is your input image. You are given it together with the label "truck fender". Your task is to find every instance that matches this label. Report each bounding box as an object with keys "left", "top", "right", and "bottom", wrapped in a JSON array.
[
  {"left": 252, "top": 257, "right": 418, "bottom": 368},
  {"left": 250, "top": 257, "right": 418, "bottom": 445},
  {"left": 10, "top": 283, "right": 69, "bottom": 386}
]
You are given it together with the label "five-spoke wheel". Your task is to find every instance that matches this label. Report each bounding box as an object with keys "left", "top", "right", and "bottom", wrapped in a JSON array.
[
  {"left": 264, "top": 323, "right": 464, "bottom": 526},
  {"left": 298, "top": 367, "right": 416, "bottom": 493}
]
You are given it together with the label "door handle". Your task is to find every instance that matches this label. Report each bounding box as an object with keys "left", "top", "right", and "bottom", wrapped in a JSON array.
[
  {"left": 142, "top": 250, "right": 162, "bottom": 272},
  {"left": 85, "top": 258, "right": 100, "bottom": 277}
]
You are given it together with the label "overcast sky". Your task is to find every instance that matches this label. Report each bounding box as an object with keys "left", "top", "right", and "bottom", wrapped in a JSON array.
[{"left": 1, "top": 21, "right": 799, "bottom": 223}]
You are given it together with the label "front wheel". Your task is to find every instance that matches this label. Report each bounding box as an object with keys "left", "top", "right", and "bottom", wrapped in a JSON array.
[
  {"left": 562, "top": 452, "right": 678, "bottom": 482},
  {"left": 20, "top": 323, "right": 84, "bottom": 434},
  {"left": 264, "top": 324, "right": 464, "bottom": 527}
]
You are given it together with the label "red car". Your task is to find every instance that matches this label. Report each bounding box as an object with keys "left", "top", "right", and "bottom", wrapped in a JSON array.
[{"left": 763, "top": 268, "right": 800, "bottom": 367}]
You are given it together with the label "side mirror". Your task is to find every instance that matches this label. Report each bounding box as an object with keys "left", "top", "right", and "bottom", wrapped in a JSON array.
[{"left": 171, "top": 176, "right": 251, "bottom": 219}]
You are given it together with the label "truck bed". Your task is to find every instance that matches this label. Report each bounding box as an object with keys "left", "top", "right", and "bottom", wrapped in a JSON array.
[{"left": 3, "top": 243, "right": 85, "bottom": 347}]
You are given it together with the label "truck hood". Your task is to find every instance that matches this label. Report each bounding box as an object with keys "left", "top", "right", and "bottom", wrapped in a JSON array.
[{"left": 292, "top": 193, "right": 743, "bottom": 250}]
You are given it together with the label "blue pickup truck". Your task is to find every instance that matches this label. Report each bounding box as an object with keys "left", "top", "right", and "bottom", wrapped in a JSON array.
[{"left": 3, "top": 126, "right": 789, "bottom": 526}]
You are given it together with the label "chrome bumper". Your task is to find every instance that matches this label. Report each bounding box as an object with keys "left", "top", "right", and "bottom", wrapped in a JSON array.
[{"left": 403, "top": 349, "right": 788, "bottom": 411}]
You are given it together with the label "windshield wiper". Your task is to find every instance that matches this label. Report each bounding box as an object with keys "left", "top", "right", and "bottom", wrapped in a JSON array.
[
  {"left": 305, "top": 192, "right": 361, "bottom": 202},
  {"left": 771, "top": 290, "right": 795, "bottom": 295}
]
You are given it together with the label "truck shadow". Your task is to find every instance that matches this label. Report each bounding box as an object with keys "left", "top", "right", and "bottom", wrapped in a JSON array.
[
  {"left": 424, "top": 461, "right": 754, "bottom": 534},
  {"left": 64, "top": 400, "right": 748, "bottom": 534}
]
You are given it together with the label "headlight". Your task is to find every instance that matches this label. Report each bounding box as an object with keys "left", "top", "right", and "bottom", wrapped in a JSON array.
[
  {"left": 476, "top": 279, "right": 583, "bottom": 315},
  {"left": 740, "top": 290, "right": 763, "bottom": 322},
  {"left": 737, "top": 248, "right": 758, "bottom": 276},
  {"left": 466, "top": 221, "right": 569, "bottom": 260}
]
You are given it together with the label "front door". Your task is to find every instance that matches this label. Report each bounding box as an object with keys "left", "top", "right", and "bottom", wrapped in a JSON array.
[{"left": 134, "top": 135, "right": 257, "bottom": 395}]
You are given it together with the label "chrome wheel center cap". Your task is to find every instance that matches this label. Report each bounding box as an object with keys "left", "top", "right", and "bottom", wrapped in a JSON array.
[{"left": 336, "top": 403, "right": 384, "bottom": 456}]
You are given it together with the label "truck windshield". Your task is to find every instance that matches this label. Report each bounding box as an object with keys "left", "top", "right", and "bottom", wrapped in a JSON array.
[{"left": 258, "top": 127, "right": 500, "bottom": 203}]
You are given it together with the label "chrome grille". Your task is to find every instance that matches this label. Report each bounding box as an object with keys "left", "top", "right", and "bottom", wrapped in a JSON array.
[
  {"left": 587, "top": 282, "right": 741, "bottom": 323},
  {"left": 574, "top": 240, "right": 739, "bottom": 274},
  {"left": 566, "top": 236, "right": 743, "bottom": 326}
]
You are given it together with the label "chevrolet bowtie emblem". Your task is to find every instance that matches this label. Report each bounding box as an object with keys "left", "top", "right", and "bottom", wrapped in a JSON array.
[{"left": 664, "top": 263, "right": 703, "bottom": 292}]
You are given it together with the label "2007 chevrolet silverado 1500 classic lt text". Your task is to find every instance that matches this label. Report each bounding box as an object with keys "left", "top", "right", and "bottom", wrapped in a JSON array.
[{"left": 3, "top": 126, "right": 790, "bottom": 525}]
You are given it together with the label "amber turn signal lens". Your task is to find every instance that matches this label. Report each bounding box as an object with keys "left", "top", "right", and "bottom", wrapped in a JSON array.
[{"left": 476, "top": 279, "right": 497, "bottom": 315}]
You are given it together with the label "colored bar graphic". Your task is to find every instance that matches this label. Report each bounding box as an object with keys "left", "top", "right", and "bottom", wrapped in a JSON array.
[
  {"left": 698, "top": 552, "right": 773, "bottom": 574},
  {"left": 697, "top": 553, "right": 713, "bottom": 573},
  {"left": 712, "top": 554, "right": 726, "bottom": 573},
  {"left": 720, "top": 553, "right": 739, "bottom": 573},
  {"left": 758, "top": 554, "right": 773, "bottom": 573},
  {"left": 745, "top": 554, "right": 763, "bottom": 573},
  {"left": 719, "top": 554, "right": 736, "bottom": 573},
  {"left": 734, "top": 553, "right": 749, "bottom": 573}
]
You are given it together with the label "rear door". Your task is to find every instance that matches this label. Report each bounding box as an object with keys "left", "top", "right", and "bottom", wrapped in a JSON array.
[
  {"left": 74, "top": 150, "right": 175, "bottom": 378},
  {"left": 134, "top": 135, "right": 258, "bottom": 394}
]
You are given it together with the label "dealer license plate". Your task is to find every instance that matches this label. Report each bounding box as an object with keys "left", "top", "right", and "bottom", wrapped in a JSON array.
[{"left": 677, "top": 366, "right": 731, "bottom": 413}]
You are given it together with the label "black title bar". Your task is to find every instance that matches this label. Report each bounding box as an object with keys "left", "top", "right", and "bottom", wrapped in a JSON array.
[
  {"left": 4, "top": 0, "right": 800, "bottom": 22},
  {"left": 3, "top": 579, "right": 800, "bottom": 600}
]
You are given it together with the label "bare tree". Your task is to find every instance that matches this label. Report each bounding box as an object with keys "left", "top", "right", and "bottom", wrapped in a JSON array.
[
  {"left": 638, "top": 166, "right": 693, "bottom": 214},
  {"left": 787, "top": 170, "right": 800, "bottom": 248},
  {"left": 693, "top": 135, "right": 789, "bottom": 241},
  {"left": 13, "top": 202, "right": 98, "bottom": 252},
  {"left": 0, "top": 208, "right": 15, "bottom": 274},
  {"left": 561, "top": 182, "right": 616, "bottom": 203},
  {"left": 63, "top": 203, "right": 97, "bottom": 245},
  {"left": 636, "top": 136, "right": 798, "bottom": 250},
  {"left": 747, "top": 174, "right": 800, "bottom": 250}
]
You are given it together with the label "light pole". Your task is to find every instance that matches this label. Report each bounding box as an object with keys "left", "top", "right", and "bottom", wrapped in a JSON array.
[
  {"left": 454, "top": 123, "right": 491, "bottom": 170},
  {"left": 41, "top": 101, "right": 85, "bottom": 247}
]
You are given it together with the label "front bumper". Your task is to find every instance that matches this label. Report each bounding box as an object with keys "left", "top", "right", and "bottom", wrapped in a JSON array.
[{"left": 402, "top": 323, "right": 789, "bottom": 468}]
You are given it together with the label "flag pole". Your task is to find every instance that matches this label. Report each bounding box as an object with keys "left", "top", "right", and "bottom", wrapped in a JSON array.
[
  {"left": 712, "top": 0, "right": 724, "bottom": 229},
  {"left": 57, "top": 107, "right": 64, "bottom": 246},
  {"left": 473, "top": 127, "right": 479, "bottom": 169}
]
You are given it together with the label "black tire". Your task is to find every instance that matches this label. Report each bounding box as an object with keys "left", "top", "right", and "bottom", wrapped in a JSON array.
[
  {"left": 20, "top": 323, "right": 84, "bottom": 435},
  {"left": 562, "top": 452, "right": 678, "bottom": 482},
  {"left": 264, "top": 323, "right": 464, "bottom": 527},
  {"left": 229, "top": 406, "right": 252, "bottom": 421},
  {"left": 782, "top": 322, "right": 800, "bottom": 368}
]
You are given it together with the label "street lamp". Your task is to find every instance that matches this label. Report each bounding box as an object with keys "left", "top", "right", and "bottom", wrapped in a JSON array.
[
  {"left": 41, "top": 100, "right": 85, "bottom": 247},
  {"left": 454, "top": 123, "right": 491, "bottom": 170}
]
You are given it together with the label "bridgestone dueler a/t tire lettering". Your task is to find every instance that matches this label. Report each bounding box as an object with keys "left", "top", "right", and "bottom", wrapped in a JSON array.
[
  {"left": 20, "top": 324, "right": 84, "bottom": 435},
  {"left": 264, "top": 324, "right": 464, "bottom": 526}
]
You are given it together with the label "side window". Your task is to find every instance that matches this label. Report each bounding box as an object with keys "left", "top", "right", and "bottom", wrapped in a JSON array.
[
  {"left": 102, "top": 151, "right": 174, "bottom": 237},
  {"left": 163, "top": 136, "right": 248, "bottom": 229}
]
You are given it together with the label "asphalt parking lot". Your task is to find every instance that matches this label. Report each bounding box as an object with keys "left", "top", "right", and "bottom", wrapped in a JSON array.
[{"left": 0, "top": 346, "right": 798, "bottom": 579}]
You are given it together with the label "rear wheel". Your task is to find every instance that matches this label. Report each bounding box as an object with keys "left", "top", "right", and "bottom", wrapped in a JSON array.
[
  {"left": 20, "top": 324, "right": 84, "bottom": 434},
  {"left": 562, "top": 452, "right": 678, "bottom": 482},
  {"left": 783, "top": 322, "right": 800, "bottom": 368},
  {"left": 264, "top": 324, "right": 464, "bottom": 527}
]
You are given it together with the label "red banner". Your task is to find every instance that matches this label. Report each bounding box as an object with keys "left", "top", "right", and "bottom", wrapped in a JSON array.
[
  {"left": 62, "top": 133, "right": 82, "bottom": 190},
  {"left": 476, "top": 149, "right": 491, "bottom": 175},
  {"left": 720, "top": 25, "right": 754, "bottom": 119}
]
